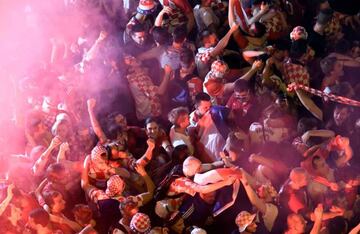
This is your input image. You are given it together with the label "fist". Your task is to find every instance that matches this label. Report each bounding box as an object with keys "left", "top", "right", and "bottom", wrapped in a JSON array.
[
  {"left": 252, "top": 60, "right": 264, "bottom": 71},
  {"left": 135, "top": 163, "right": 147, "bottom": 176},
  {"left": 164, "top": 64, "right": 173, "bottom": 75},
  {"left": 60, "top": 142, "right": 70, "bottom": 152},
  {"left": 50, "top": 136, "right": 62, "bottom": 148},
  {"left": 87, "top": 98, "right": 96, "bottom": 109}
]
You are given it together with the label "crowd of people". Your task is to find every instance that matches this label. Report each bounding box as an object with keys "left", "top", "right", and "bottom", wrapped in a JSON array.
[{"left": 1, "top": 0, "right": 360, "bottom": 233}]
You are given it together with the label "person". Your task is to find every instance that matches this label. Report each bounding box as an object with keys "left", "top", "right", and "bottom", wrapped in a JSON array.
[
  {"left": 168, "top": 107, "right": 194, "bottom": 155},
  {"left": 25, "top": 208, "right": 62, "bottom": 234},
  {"left": 193, "top": 0, "right": 220, "bottom": 33},
  {"left": 124, "top": 23, "right": 155, "bottom": 57},
  {"left": 233, "top": 211, "right": 257, "bottom": 234}
]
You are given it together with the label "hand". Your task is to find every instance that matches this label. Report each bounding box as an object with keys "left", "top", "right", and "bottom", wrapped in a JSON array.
[
  {"left": 260, "top": 2, "right": 270, "bottom": 13},
  {"left": 230, "top": 23, "right": 239, "bottom": 32},
  {"left": 164, "top": 64, "right": 173, "bottom": 76},
  {"left": 147, "top": 138, "right": 155, "bottom": 150},
  {"left": 87, "top": 98, "right": 96, "bottom": 110},
  {"left": 134, "top": 163, "right": 147, "bottom": 176},
  {"left": 252, "top": 60, "right": 264, "bottom": 71},
  {"left": 330, "top": 205, "right": 345, "bottom": 216},
  {"left": 50, "top": 136, "right": 62, "bottom": 148},
  {"left": 161, "top": 6, "right": 172, "bottom": 15},
  {"left": 249, "top": 153, "right": 259, "bottom": 163},
  {"left": 59, "top": 142, "right": 70, "bottom": 152},
  {"left": 313, "top": 203, "right": 324, "bottom": 220},
  {"left": 329, "top": 182, "right": 340, "bottom": 191},
  {"left": 97, "top": 31, "right": 108, "bottom": 42}
]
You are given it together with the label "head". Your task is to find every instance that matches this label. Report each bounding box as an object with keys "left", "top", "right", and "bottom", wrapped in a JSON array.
[
  {"left": 275, "top": 93, "right": 289, "bottom": 111},
  {"left": 51, "top": 118, "right": 71, "bottom": 140},
  {"left": 235, "top": 211, "right": 257, "bottom": 233},
  {"left": 225, "top": 131, "right": 248, "bottom": 159},
  {"left": 287, "top": 213, "right": 307, "bottom": 234},
  {"left": 171, "top": 144, "right": 190, "bottom": 165},
  {"left": 312, "top": 156, "right": 330, "bottom": 176},
  {"left": 272, "top": 39, "right": 291, "bottom": 60},
  {"left": 27, "top": 208, "right": 50, "bottom": 231},
  {"left": 182, "top": 156, "right": 202, "bottom": 177},
  {"left": 119, "top": 198, "right": 139, "bottom": 220},
  {"left": 168, "top": 107, "right": 190, "bottom": 129},
  {"left": 152, "top": 27, "right": 170, "bottom": 46},
  {"left": 327, "top": 217, "right": 348, "bottom": 234},
  {"left": 290, "top": 39, "right": 308, "bottom": 61},
  {"left": 43, "top": 191, "right": 66, "bottom": 213},
  {"left": 200, "top": 30, "right": 218, "bottom": 48},
  {"left": 26, "top": 111, "right": 47, "bottom": 138},
  {"left": 248, "top": 22, "right": 267, "bottom": 38},
  {"left": 46, "top": 163, "right": 68, "bottom": 185},
  {"left": 106, "top": 175, "right": 125, "bottom": 197},
  {"left": 145, "top": 117, "right": 160, "bottom": 139},
  {"left": 320, "top": 56, "right": 343, "bottom": 77},
  {"left": 137, "top": 0, "right": 156, "bottom": 16},
  {"left": 289, "top": 167, "right": 309, "bottom": 189},
  {"left": 72, "top": 204, "right": 93, "bottom": 226},
  {"left": 290, "top": 26, "right": 308, "bottom": 41},
  {"left": 297, "top": 117, "right": 318, "bottom": 135},
  {"left": 130, "top": 212, "right": 151, "bottom": 233},
  {"left": 210, "top": 60, "right": 229, "bottom": 79},
  {"left": 333, "top": 104, "right": 351, "bottom": 126},
  {"left": 130, "top": 23, "right": 147, "bottom": 45},
  {"left": 234, "top": 79, "right": 252, "bottom": 103},
  {"left": 180, "top": 48, "right": 195, "bottom": 74},
  {"left": 172, "top": 26, "right": 187, "bottom": 49},
  {"left": 90, "top": 145, "right": 109, "bottom": 171},
  {"left": 195, "top": 92, "right": 211, "bottom": 116}
]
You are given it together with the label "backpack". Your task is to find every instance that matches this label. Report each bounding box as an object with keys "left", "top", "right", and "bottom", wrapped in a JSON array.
[{"left": 154, "top": 165, "right": 184, "bottom": 201}]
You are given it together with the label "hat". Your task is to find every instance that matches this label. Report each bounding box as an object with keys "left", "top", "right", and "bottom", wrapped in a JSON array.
[
  {"left": 182, "top": 156, "right": 202, "bottom": 177},
  {"left": 235, "top": 211, "right": 256, "bottom": 232},
  {"left": 137, "top": 0, "right": 156, "bottom": 15},
  {"left": 191, "top": 227, "right": 207, "bottom": 234},
  {"left": 106, "top": 175, "right": 125, "bottom": 197},
  {"left": 290, "top": 26, "right": 308, "bottom": 41},
  {"left": 210, "top": 60, "right": 229, "bottom": 78},
  {"left": 130, "top": 213, "right": 151, "bottom": 233},
  {"left": 91, "top": 145, "right": 107, "bottom": 162}
]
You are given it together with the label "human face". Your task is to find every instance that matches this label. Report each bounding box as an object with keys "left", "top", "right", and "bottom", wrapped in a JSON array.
[
  {"left": 131, "top": 31, "right": 146, "bottom": 45},
  {"left": 332, "top": 61, "right": 344, "bottom": 77},
  {"left": 334, "top": 107, "right": 350, "bottom": 126},
  {"left": 52, "top": 194, "right": 66, "bottom": 213},
  {"left": 289, "top": 215, "right": 307, "bottom": 233},
  {"left": 146, "top": 122, "right": 159, "bottom": 139},
  {"left": 204, "top": 34, "right": 218, "bottom": 48},
  {"left": 196, "top": 100, "right": 211, "bottom": 116},
  {"left": 55, "top": 122, "right": 70, "bottom": 140},
  {"left": 246, "top": 221, "right": 257, "bottom": 233},
  {"left": 235, "top": 90, "right": 251, "bottom": 103},
  {"left": 178, "top": 114, "right": 190, "bottom": 129}
]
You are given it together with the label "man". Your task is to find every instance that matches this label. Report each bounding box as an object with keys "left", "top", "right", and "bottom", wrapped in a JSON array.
[
  {"left": 25, "top": 208, "right": 61, "bottom": 234},
  {"left": 155, "top": 0, "right": 195, "bottom": 33},
  {"left": 193, "top": 0, "right": 220, "bottom": 33},
  {"left": 125, "top": 23, "right": 155, "bottom": 57}
]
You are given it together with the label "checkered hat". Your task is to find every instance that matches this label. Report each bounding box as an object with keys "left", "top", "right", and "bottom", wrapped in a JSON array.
[
  {"left": 137, "top": 0, "right": 156, "bottom": 15},
  {"left": 91, "top": 145, "right": 107, "bottom": 162},
  {"left": 183, "top": 156, "right": 202, "bottom": 177},
  {"left": 105, "top": 175, "right": 125, "bottom": 197},
  {"left": 130, "top": 213, "right": 151, "bottom": 233},
  {"left": 235, "top": 211, "right": 256, "bottom": 232},
  {"left": 210, "top": 60, "right": 229, "bottom": 78},
  {"left": 290, "top": 26, "right": 308, "bottom": 41}
]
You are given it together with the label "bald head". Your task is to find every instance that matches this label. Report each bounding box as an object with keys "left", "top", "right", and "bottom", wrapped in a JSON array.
[{"left": 289, "top": 167, "right": 308, "bottom": 188}]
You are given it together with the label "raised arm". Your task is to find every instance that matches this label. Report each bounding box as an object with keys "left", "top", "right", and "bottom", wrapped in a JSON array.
[
  {"left": 32, "top": 136, "right": 61, "bottom": 176},
  {"left": 87, "top": 98, "right": 108, "bottom": 144},
  {"left": 83, "top": 31, "right": 107, "bottom": 62},
  {"left": 0, "top": 184, "right": 14, "bottom": 216},
  {"left": 243, "top": 2, "right": 270, "bottom": 26},
  {"left": 136, "top": 139, "right": 155, "bottom": 166},
  {"left": 309, "top": 204, "right": 323, "bottom": 234},
  {"left": 211, "top": 24, "right": 240, "bottom": 57},
  {"left": 57, "top": 142, "right": 69, "bottom": 163},
  {"left": 240, "top": 175, "right": 266, "bottom": 214},
  {"left": 81, "top": 156, "right": 91, "bottom": 190},
  {"left": 157, "top": 65, "right": 173, "bottom": 96},
  {"left": 134, "top": 164, "right": 155, "bottom": 205}
]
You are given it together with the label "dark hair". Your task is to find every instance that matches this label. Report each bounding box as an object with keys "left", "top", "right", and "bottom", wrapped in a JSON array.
[
  {"left": 145, "top": 117, "right": 159, "bottom": 127},
  {"left": 199, "top": 30, "right": 215, "bottom": 41},
  {"left": 273, "top": 38, "right": 291, "bottom": 51},
  {"left": 234, "top": 79, "right": 250, "bottom": 92},
  {"left": 172, "top": 26, "right": 187, "bottom": 44},
  {"left": 46, "top": 163, "right": 66, "bottom": 182},
  {"left": 29, "top": 208, "right": 50, "bottom": 227},
  {"left": 297, "top": 117, "right": 318, "bottom": 135},
  {"left": 171, "top": 145, "right": 190, "bottom": 165},
  {"left": 194, "top": 92, "right": 211, "bottom": 105},
  {"left": 131, "top": 23, "right": 146, "bottom": 34},
  {"left": 252, "top": 0, "right": 272, "bottom": 5},
  {"left": 320, "top": 56, "right": 337, "bottom": 75},
  {"left": 43, "top": 191, "right": 62, "bottom": 209},
  {"left": 327, "top": 217, "right": 348, "bottom": 234},
  {"left": 227, "top": 132, "right": 245, "bottom": 153},
  {"left": 180, "top": 48, "right": 194, "bottom": 65},
  {"left": 252, "top": 22, "right": 267, "bottom": 38},
  {"left": 290, "top": 39, "right": 308, "bottom": 59},
  {"left": 334, "top": 39, "right": 351, "bottom": 54},
  {"left": 152, "top": 27, "right": 170, "bottom": 45},
  {"left": 106, "top": 122, "right": 122, "bottom": 140}
]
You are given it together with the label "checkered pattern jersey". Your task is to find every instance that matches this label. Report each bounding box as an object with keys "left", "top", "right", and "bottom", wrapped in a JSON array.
[
  {"left": 283, "top": 61, "right": 310, "bottom": 86},
  {"left": 263, "top": 11, "right": 284, "bottom": 33}
]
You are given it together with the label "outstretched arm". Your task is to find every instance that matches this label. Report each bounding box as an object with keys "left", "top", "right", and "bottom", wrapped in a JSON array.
[
  {"left": 240, "top": 175, "right": 267, "bottom": 214},
  {"left": 0, "top": 184, "right": 14, "bottom": 216},
  {"left": 136, "top": 139, "right": 155, "bottom": 166},
  {"left": 87, "top": 98, "right": 108, "bottom": 144},
  {"left": 134, "top": 164, "right": 155, "bottom": 205},
  {"left": 33, "top": 136, "right": 61, "bottom": 176}
]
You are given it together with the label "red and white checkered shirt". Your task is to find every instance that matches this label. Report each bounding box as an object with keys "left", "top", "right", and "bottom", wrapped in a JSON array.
[
  {"left": 263, "top": 10, "right": 283, "bottom": 34},
  {"left": 283, "top": 60, "right": 310, "bottom": 87},
  {"left": 167, "top": 177, "right": 197, "bottom": 197}
]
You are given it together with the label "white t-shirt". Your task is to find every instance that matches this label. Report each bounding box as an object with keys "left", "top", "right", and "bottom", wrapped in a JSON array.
[{"left": 169, "top": 126, "right": 194, "bottom": 155}]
